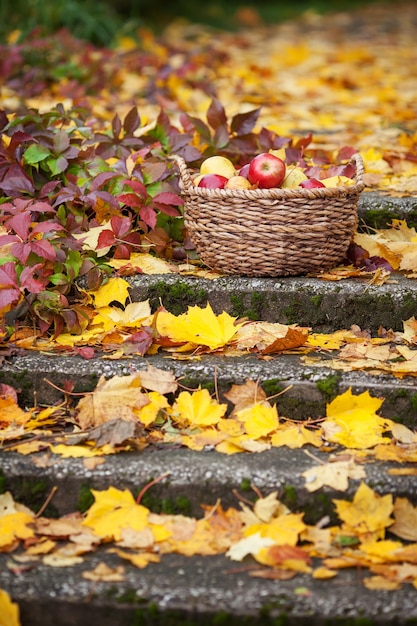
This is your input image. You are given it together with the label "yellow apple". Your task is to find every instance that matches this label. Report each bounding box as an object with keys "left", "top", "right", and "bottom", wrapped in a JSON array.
[
  {"left": 225, "top": 175, "right": 253, "bottom": 190},
  {"left": 200, "top": 156, "right": 236, "bottom": 179},
  {"left": 281, "top": 167, "right": 308, "bottom": 189}
]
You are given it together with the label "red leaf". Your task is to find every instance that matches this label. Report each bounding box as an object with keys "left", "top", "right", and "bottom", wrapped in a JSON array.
[
  {"left": 8, "top": 212, "right": 31, "bottom": 240},
  {"left": 97, "top": 230, "right": 116, "bottom": 249},
  {"left": 122, "top": 179, "right": 147, "bottom": 197},
  {"left": 20, "top": 265, "right": 48, "bottom": 293},
  {"left": 139, "top": 206, "right": 157, "bottom": 229},
  {"left": 30, "top": 239, "right": 57, "bottom": 261},
  {"left": 152, "top": 191, "right": 184, "bottom": 206}
]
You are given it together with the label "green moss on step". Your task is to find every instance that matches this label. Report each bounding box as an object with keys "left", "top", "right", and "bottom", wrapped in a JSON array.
[
  {"left": 77, "top": 482, "right": 94, "bottom": 513},
  {"left": 230, "top": 291, "right": 266, "bottom": 320},
  {"left": 316, "top": 374, "right": 340, "bottom": 400},
  {"left": 281, "top": 485, "right": 297, "bottom": 508},
  {"left": 240, "top": 478, "right": 252, "bottom": 492},
  {"left": 262, "top": 379, "right": 284, "bottom": 397},
  {"left": 140, "top": 493, "right": 191, "bottom": 516},
  {"left": 147, "top": 280, "right": 207, "bottom": 315}
]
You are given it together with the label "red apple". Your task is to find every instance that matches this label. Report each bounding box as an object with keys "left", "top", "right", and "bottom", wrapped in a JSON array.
[
  {"left": 238, "top": 163, "right": 251, "bottom": 179},
  {"left": 198, "top": 174, "right": 228, "bottom": 189},
  {"left": 299, "top": 178, "right": 325, "bottom": 189},
  {"left": 248, "top": 153, "right": 286, "bottom": 189}
]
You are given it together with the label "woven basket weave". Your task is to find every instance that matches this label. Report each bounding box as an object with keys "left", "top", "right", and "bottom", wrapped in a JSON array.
[{"left": 173, "top": 153, "right": 365, "bottom": 276}]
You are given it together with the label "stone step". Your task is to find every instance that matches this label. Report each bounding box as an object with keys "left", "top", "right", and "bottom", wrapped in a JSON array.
[
  {"left": 2, "top": 191, "right": 417, "bottom": 626},
  {"left": 358, "top": 191, "right": 417, "bottom": 229},
  {"left": 2, "top": 545, "right": 417, "bottom": 626},
  {"left": 2, "top": 351, "right": 417, "bottom": 425},
  {"left": 1, "top": 442, "right": 417, "bottom": 625},
  {"left": 126, "top": 272, "right": 417, "bottom": 333}
]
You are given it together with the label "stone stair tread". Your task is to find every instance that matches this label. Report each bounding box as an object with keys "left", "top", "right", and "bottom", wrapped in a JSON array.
[
  {"left": 1, "top": 547, "right": 417, "bottom": 626},
  {"left": 2, "top": 350, "right": 417, "bottom": 423},
  {"left": 126, "top": 272, "right": 417, "bottom": 333}
]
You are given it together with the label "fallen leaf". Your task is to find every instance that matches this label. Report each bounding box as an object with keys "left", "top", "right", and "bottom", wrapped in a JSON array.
[
  {"left": 303, "top": 459, "right": 366, "bottom": 492},
  {"left": 82, "top": 562, "right": 125, "bottom": 581}
]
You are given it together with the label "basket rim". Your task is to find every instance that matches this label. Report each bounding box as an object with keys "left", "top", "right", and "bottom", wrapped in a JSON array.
[{"left": 172, "top": 153, "right": 365, "bottom": 200}]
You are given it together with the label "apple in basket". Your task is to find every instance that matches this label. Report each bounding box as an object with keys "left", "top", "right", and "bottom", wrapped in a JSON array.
[
  {"left": 199, "top": 155, "right": 236, "bottom": 179},
  {"left": 198, "top": 174, "right": 229, "bottom": 189},
  {"left": 247, "top": 153, "right": 286, "bottom": 189},
  {"left": 299, "top": 178, "right": 326, "bottom": 189}
]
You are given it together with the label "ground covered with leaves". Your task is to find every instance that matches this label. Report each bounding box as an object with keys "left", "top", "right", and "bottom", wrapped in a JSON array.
[{"left": 1, "top": 4, "right": 417, "bottom": 618}]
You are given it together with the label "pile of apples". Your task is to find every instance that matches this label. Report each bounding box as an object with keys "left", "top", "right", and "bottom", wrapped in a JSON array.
[{"left": 193, "top": 153, "right": 354, "bottom": 190}]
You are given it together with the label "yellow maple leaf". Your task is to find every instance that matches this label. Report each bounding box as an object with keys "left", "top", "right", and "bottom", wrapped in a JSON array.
[
  {"left": 75, "top": 373, "right": 149, "bottom": 429},
  {"left": 0, "top": 511, "right": 35, "bottom": 549},
  {"left": 360, "top": 539, "right": 404, "bottom": 563},
  {"left": 302, "top": 459, "right": 366, "bottom": 492},
  {"left": 49, "top": 444, "right": 115, "bottom": 458},
  {"left": 108, "top": 253, "right": 175, "bottom": 274},
  {"left": 134, "top": 391, "right": 169, "bottom": 426},
  {"left": 235, "top": 402, "right": 279, "bottom": 438},
  {"left": 0, "top": 492, "right": 35, "bottom": 549},
  {"left": 82, "top": 487, "right": 149, "bottom": 541},
  {"left": 113, "top": 549, "right": 160, "bottom": 568},
  {"left": 322, "top": 388, "right": 393, "bottom": 449},
  {"left": 91, "top": 277, "right": 130, "bottom": 308},
  {"left": 234, "top": 322, "right": 308, "bottom": 353},
  {"left": 333, "top": 482, "right": 393, "bottom": 538},
  {"left": 93, "top": 300, "right": 152, "bottom": 331},
  {"left": 271, "top": 424, "right": 323, "bottom": 449},
  {"left": 0, "top": 396, "right": 31, "bottom": 425},
  {"left": 156, "top": 303, "right": 241, "bottom": 350},
  {"left": 245, "top": 513, "right": 307, "bottom": 547},
  {"left": 390, "top": 498, "right": 417, "bottom": 541},
  {"left": 0, "top": 589, "right": 20, "bottom": 626},
  {"left": 170, "top": 388, "right": 227, "bottom": 427}
]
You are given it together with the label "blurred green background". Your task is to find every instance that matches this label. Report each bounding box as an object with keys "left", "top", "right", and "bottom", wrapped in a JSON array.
[{"left": 3, "top": 0, "right": 398, "bottom": 46}]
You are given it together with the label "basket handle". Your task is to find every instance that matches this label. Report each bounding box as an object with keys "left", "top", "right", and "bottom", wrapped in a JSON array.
[
  {"left": 170, "top": 154, "right": 195, "bottom": 191},
  {"left": 349, "top": 152, "right": 365, "bottom": 190},
  {"left": 172, "top": 152, "right": 365, "bottom": 191}
]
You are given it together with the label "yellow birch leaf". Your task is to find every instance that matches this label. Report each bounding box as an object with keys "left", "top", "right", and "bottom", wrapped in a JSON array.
[
  {"left": 235, "top": 402, "right": 279, "bottom": 438},
  {"left": 82, "top": 487, "right": 149, "bottom": 541},
  {"left": 170, "top": 388, "right": 227, "bottom": 428},
  {"left": 92, "top": 277, "right": 130, "bottom": 308},
  {"left": 333, "top": 482, "right": 393, "bottom": 537},
  {"left": 156, "top": 303, "right": 241, "bottom": 350},
  {"left": 322, "top": 388, "right": 393, "bottom": 449},
  {"left": 0, "top": 589, "right": 20, "bottom": 626}
]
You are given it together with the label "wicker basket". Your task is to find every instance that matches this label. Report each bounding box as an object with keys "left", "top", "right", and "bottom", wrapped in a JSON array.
[{"left": 173, "top": 153, "right": 365, "bottom": 276}]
